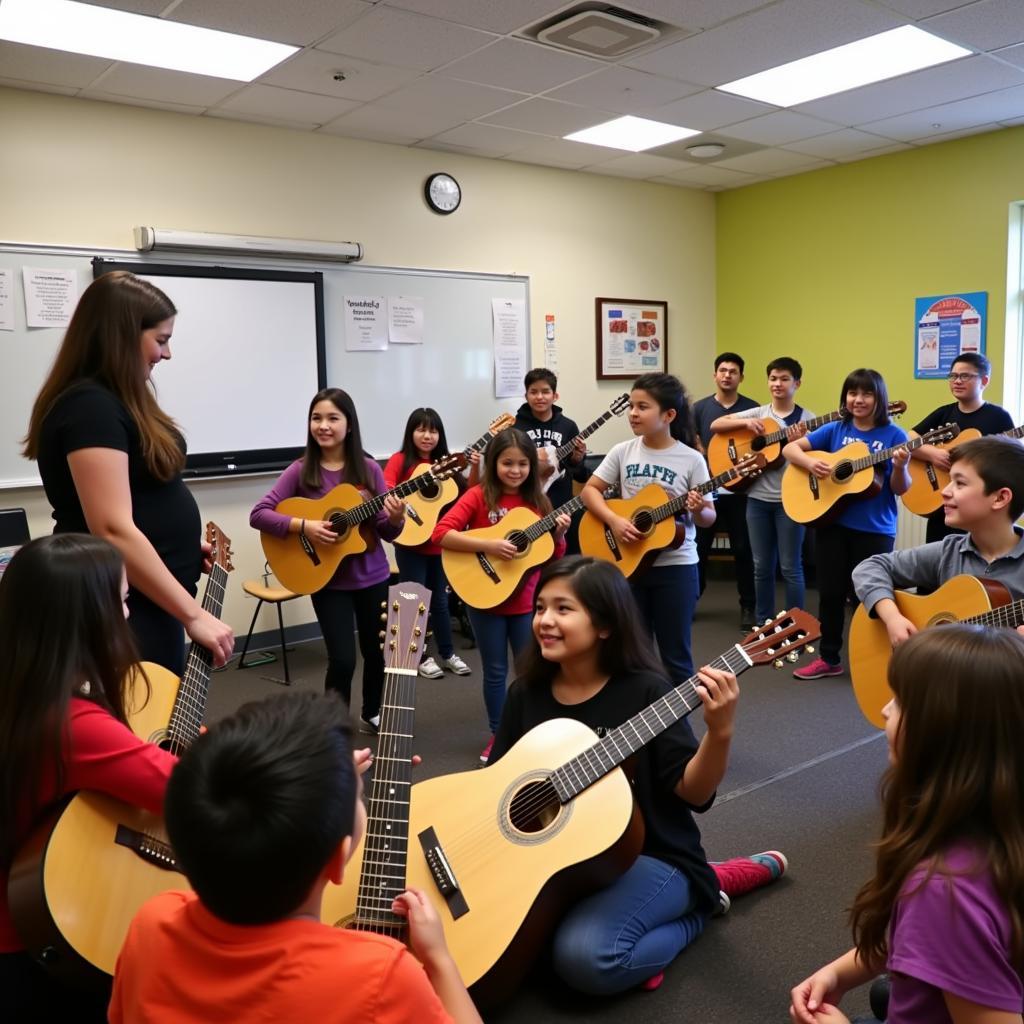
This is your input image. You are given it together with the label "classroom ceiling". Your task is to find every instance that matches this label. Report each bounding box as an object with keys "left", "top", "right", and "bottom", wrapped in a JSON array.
[{"left": 3, "top": 0, "right": 1024, "bottom": 190}]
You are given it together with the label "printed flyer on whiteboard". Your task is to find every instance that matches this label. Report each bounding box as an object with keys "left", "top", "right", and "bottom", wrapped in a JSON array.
[{"left": 913, "top": 291, "right": 986, "bottom": 379}]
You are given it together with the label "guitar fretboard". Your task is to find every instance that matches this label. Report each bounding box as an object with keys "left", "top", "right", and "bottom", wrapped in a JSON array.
[
  {"left": 550, "top": 645, "right": 753, "bottom": 802},
  {"left": 843, "top": 430, "right": 942, "bottom": 474},
  {"left": 333, "top": 467, "right": 449, "bottom": 528},
  {"left": 644, "top": 463, "right": 748, "bottom": 527},
  {"left": 553, "top": 397, "right": 628, "bottom": 462},
  {"left": 964, "top": 596, "right": 1024, "bottom": 630}
]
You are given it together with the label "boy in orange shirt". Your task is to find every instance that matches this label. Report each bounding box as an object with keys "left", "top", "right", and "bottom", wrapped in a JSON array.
[{"left": 109, "top": 693, "right": 481, "bottom": 1024}]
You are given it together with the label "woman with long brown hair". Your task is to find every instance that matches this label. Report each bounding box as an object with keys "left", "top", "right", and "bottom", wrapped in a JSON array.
[
  {"left": 24, "top": 271, "right": 233, "bottom": 674},
  {"left": 790, "top": 624, "right": 1024, "bottom": 1024}
]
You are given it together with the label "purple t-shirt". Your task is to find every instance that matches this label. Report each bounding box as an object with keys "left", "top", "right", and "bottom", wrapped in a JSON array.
[
  {"left": 887, "top": 843, "right": 1023, "bottom": 1022},
  {"left": 249, "top": 459, "right": 400, "bottom": 591}
]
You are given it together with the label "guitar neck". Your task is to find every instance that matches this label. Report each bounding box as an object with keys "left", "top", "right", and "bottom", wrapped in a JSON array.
[
  {"left": 1005, "top": 424, "right": 1024, "bottom": 441},
  {"left": 846, "top": 433, "right": 926, "bottom": 473},
  {"left": 551, "top": 646, "right": 754, "bottom": 802},
  {"left": 523, "top": 494, "right": 586, "bottom": 542},
  {"left": 465, "top": 426, "right": 501, "bottom": 458},
  {"left": 353, "top": 666, "right": 416, "bottom": 935},
  {"left": 165, "top": 563, "right": 228, "bottom": 752},
  {"left": 338, "top": 470, "right": 444, "bottom": 527},
  {"left": 966, "top": 596, "right": 1024, "bottom": 630},
  {"left": 761, "top": 408, "right": 837, "bottom": 445},
  {"left": 647, "top": 464, "right": 742, "bottom": 525},
  {"left": 553, "top": 411, "right": 612, "bottom": 462}
]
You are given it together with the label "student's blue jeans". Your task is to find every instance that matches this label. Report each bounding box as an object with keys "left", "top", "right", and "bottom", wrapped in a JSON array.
[
  {"left": 630, "top": 563, "right": 699, "bottom": 682},
  {"left": 552, "top": 855, "right": 708, "bottom": 995},
  {"left": 745, "top": 497, "right": 806, "bottom": 624},
  {"left": 465, "top": 608, "right": 533, "bottom": 733},
  {"left": 394, "top": 547, "right": 454, "bottom": 660}
]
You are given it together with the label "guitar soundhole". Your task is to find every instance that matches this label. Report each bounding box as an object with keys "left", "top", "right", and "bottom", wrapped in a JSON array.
[
  {"left": 751, "top": 436, "right": 766, "bottom": 452},
  {"left": 506, "top": 530, "right": 530, "bottom": 555},
  {"left": 832, "top": 460, "right": 854, "bottom": 483},
  {"left": 509, "top": 779, "right": 560, "bottom": 834},
  {"left": 419, "top": 480, "right": 439, "bottom": 499},
  {"left": 632, "top": 510, "right": 653, "bottom": 535}
]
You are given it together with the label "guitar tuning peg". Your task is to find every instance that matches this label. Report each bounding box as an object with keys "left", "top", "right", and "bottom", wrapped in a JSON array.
[
  {"left": 773, "top": 659, "right": 784, "bottom": 670},
  {"left": 380, "top": 613, "right": 387, "bottom": 623},
  {"left": 805, "top": 644, "right": 815, "bottom": 655},
  {"left": 787, "top": 651, "right": 800, "bottom": 663},
  {"left": 766, "top": 648, "right": 775, "bottom": 656},
  {"left": 379, "top": 630, "right": 386, "bottom": 640}
]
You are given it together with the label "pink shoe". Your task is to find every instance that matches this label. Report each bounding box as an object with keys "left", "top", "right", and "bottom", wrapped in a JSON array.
[
  {"left": 792, "top": 657, "right": 843, "bottom": 680},
  {"left": 640, "top": 971, "right": 665, "bottom": 991},
  {"left": 713, "top": 851, "right": 788, "bottom": 900},
  {"left": 479, "top": 735, "right": 494, "bottom": 765}
]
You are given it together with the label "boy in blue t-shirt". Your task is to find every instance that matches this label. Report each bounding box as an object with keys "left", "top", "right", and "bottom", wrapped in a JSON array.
[{"left": 782, "top": 369, "right": 911, "bottom": 679}]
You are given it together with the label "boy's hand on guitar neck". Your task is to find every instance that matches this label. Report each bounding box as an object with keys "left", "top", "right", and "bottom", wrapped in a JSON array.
[
  {"left": 784, "top": 421, "right": 808, "bottom": 442},
  {"left": 694, "top": 666, "right": 739, "bottom": 740}
]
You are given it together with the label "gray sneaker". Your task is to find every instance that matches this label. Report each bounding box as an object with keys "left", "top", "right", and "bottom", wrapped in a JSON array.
[
  {"left": 418, "top": 656, "right": 444, "bottom": 679},
  {"left": 440, "top": 654, "right": 472, "bottom": 675}
]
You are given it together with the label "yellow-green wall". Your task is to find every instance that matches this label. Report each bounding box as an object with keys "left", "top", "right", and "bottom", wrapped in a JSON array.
[{"left": 716, "top": 125, "right": 1024, "bottom": 422}]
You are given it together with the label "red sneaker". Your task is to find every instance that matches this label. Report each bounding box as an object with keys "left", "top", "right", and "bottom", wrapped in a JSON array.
[
  {"left": 640, "top": 971, "right": 665, "bottom": 991},
  {"left": 479, "top": 735, "right": 494, "bottom": 766},
  {"left": 713, "top": 850, "right": 788, "bottom": 900}
]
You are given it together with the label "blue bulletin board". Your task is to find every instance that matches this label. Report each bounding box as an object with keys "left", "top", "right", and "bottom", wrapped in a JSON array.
[{"left": 914, "top": 291, "right": 987, "bottom": 379}]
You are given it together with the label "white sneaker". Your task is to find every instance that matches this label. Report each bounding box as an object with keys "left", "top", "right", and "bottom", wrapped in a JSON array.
[
  {"left": 418, "top": 656, "right": 444, "bottom": 679},
  {"left": 440, "top": 654, "right": 472, "bottom": 675}
]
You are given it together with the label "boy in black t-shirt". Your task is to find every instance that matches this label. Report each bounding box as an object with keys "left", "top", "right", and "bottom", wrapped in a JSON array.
[{"left": 911, "top": 352, "right": 1015, "bottom": 542}]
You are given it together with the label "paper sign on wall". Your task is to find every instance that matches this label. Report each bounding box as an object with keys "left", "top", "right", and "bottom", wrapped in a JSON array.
[
  {"left": 0, "top": 270, "right": 13, "bottom": 331},
  {"left": 913, "top": 291, "right": 987, "bottom": 379},
  {"left": 23, "top": 267, "right": 78, "bottom": 328},
  {"left": 492, "top": 298, "right": 527, "bottom": 399},
  {"left": 388, "top": 297, "right": 424, "bottom": 345},
  {"left": 344, "top": 295, "right": 387, "bottom": 351}
]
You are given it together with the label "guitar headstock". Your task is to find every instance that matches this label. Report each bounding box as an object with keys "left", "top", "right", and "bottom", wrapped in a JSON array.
[
  {"left": 921, "top": 422, "right": 961, "bottom": 446},
  {"left": 204, "top": 522, "right": 233, "bottom": 574},
  {"left": 735, "top": 452, "right": 767, "bottom": 479},
  {"left": 888, "top": 401, "right": 907, "bottom": 418},
  {"left": 740, "top": 609, "right": 820, "bottom": 668},
  {"left": 432, "top": 452, "right": 469, "bottom": 478},
  {"left": 488, "top": 413, "right": 516, "bottom": 436},
  {"left": 380, "top": 582, "right": 432, "bottom": 672},
  {"left": 610, "top": 393, "right": 630, "bottom": 416}
]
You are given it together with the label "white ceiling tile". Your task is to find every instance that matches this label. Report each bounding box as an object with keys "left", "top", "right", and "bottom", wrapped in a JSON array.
[
  {"left": 204, "top": 109, "right": 323, "bottom": 131},
  {"left": 320, "top": 102, "right": 467, "bottom": 142},
  {"left": 919, "top": 121, "right": 1006, "bottom": 142},
  {"left": 625, "top": 0, "right": 904, "bottom": 86},
  {"left": 0, "top": 42, "right": 112, "bottom": 89},
  {"left": 480, "top": 97, "right": 615, "bottom": 135},
  {"left": 654, "top": 163, "right": 761, "bottom": 185},
  {"left": 992, "top": 42, "right": 1024, "bottom": 68},
  {"left": 718, "top": 110, "right": 841, "bottom": 144},
  {"left": 872, "top": 0, "right": 976, "bottom": 17},
  {"left": 782, "top": 127, "right": 902, "bottom": 158},
  {"left": 582, "top": 153, "right": 692, "bottom": 177},
  {"left": 715, "top": 147, "right": 834, "bottom": 172},
  {"left": 999, "top": 114, "right": 1024, "bottom": 124},
  {"left": 653, "top": 89, "right": 776, "bottom": 131},
  {"left": 0, "top": 78, "right": 79, "bottom": 97},
  {"left": 168, "top": 0, "right": 372, "bottom": 46},
  {"left": 858, "top": 83, "right": 1024, "bottom": 138},
  {"left": 626, "top": 1, "right": 779, "bottom": 32},
  {"left": 316, "top": 6, "right": 495, "bottom": 71},
  {"left": 424, "top": 122, "right": 543, "bottom": 155},
  {"left": 82, "top": 1, "right": 167, "bottom": 12},
  {"left": 78, "top": 91, "right": 208, "bottom": 116},
  {"left": 260, "top": 50, "right": 421, "bottom": 102},
  {"left": 86, "top": 65, "right": 243, "bottom": 106},
  {"left": 923, "top": 0, "right": 1024, "bottom": 51},
  {"left": 212, "top": 84, "right": 361, "bottom": 126},
  {"left": 376, "top": 77, "right": 525, "bottom": 121},
  {"left": 794, "top": 53, "right": 1024, "bottom": 122},
  {"left": 438, "top": 38, "right": 602, "bottom": 94},
  {"left": 509, "top": 137, "right": 629, "bottom": 169},
  {"left": 546, "top": 67, "right": 704, "bottom": 113},
  {"left": 382, "top": 0, "right": 564, "bottom": 35}
]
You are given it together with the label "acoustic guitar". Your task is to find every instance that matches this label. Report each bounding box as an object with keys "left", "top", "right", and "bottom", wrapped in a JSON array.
[
  {"left": 398, "top": 413, "right": 515, "bottom": 548},
  {"left": 537, "top": 394, "right": 629, "bottom": 494},
  {"left": 262, "top": 452, "right": 466, "bottom": 594},
  {"left": 902, "top": 424, "right": 1024, "bottom": 516},
  {"left": 442, "top": 489, "right": 604, "bottom": 610},
  {"left": 339, "top": 610, "right": 817, "bottom": 1004},
  {"left": 9, "top": 523, "right": 233, "bottom": 989},
  {"left": 707, "top": 401, "right": 907, "bottom": 492},
  {"left": 577, "top": 453, "right": 766, "bottom": 578},
  {"left": 849, "top": 575, "right": 1022, "bottom": 728},
  {"left": 780, "top": 423, "right": 960, "bottom": 527}
]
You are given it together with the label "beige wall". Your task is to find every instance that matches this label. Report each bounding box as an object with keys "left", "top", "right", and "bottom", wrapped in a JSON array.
[{"left": 0, "top": 86, "right": 716, "bottom": 637}]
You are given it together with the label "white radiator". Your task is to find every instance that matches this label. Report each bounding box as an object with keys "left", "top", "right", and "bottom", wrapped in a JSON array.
[{"left": 895, "top": 503, "right": 928, "bottom": 550}]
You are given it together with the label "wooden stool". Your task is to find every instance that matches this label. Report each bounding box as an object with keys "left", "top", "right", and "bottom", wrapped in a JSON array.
[{"left": 238, "top": 575, "right": 301, "bottom": 685}]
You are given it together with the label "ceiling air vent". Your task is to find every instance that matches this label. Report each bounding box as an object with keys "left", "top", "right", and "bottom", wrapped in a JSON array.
[{"left": 537, "top": 8, "right": 661, "bottom": 58}]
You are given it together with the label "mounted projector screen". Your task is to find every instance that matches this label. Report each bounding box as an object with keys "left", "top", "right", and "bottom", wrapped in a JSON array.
[{"left": 97, "top": 260, "right": 326, "bottom": 477}]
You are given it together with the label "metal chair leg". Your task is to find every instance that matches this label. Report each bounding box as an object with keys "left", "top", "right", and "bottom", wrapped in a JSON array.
[
  {"left": 277, "top": 600, "right": 292, "bottom": 685},
  {"left": 238, "top": 599, "right": 264, "bottom": 668}
]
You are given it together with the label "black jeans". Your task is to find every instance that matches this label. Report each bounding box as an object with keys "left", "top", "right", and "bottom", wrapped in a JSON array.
[
  {"left": 696, "top": 493, "right": 755, "bottom": 609},
  {"left": 815, "top": 525, "right": 894, "bottom": 665},
  {"left": 127, "top": 585, "right": 192, "bottom": 675},
  {"left": 310, "top": 581, "right": 389, "bottom": 719}
]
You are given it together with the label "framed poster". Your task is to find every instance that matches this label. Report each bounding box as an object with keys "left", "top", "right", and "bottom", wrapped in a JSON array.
[
  {"left": 596, "top": 297, "right": 667, "bottom": 380},
  {"left": 913, "top": 291, "right": 986, "bottom": 379}
]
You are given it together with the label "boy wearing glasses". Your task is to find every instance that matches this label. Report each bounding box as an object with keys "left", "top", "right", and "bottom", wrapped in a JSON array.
[{"left": 911, "top": 352, "right": 1014, "bottom": 542}]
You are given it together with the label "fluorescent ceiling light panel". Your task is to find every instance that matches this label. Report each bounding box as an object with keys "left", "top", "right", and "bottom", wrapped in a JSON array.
[
  {"left": 565, "top": 115, "right": 700, "bottom": 152},
  {"left": 0, "top": 0, "right": 298, "bottom": 81},
  {"left": 717, "top": 26, "right": 971, "bottom": 107}
]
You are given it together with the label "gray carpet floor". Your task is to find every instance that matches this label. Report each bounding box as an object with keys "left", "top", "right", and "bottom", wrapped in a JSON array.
[{"left": 206, "top": 578, "right": 886, "bottom": 1024}]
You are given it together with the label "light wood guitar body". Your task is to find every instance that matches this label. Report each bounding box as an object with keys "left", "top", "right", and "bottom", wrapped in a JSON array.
[
  {"left": 396, "top": 464, "right": 459, "bottom": 547},
  {"left": 576, "top": 482, "right": 676, "bottom": 577},
  {"left": 781, "top": 442, "right": 880, "bottom": 526},
  {"left": 707, "top": 417, "right": 785, "bottom": 487},
  {"left": 849, "top": 575, "right": 1008, "bottom": 728},
  {"left": 442, "top": 506, "right": 555, "bottom": 609}
]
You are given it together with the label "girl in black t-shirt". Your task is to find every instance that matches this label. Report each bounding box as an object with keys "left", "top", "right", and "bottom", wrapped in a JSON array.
[{"left": 489, "top": 556, "right": 744, "bottom": 995}]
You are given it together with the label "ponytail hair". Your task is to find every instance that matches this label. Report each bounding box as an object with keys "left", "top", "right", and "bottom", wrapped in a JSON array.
[{"left": 633, "top": 373, "right": 697, "bottom": 447}]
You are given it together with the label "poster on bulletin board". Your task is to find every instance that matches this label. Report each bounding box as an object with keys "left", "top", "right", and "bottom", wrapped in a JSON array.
[{"left": 914, "top": 291, "right": 986, "bottom": 379}]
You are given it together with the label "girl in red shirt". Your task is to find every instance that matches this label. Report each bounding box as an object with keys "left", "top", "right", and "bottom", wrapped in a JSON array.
[
  {"left": 433, "top": 428, "right": 569, "bottom": 764},
  {"left": 0, "top": 534, "right": 177, "bottom": 1021}
]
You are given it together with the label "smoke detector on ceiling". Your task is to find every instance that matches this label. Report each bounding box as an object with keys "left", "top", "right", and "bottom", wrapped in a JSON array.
[{"left": 536, "top": 8, "right": 662, "bottom": 58}]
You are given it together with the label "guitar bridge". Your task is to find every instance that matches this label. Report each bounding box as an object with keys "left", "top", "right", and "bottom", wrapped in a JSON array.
[
  {"left": 298, "top": 533, "right": 322, "bottom": 567},
  {"left": 418, "top": 827, "right": 468, "bottom": 919},
  {"left": 603, "top": 527, "right": 622, "bottom": 562},
  {"left": 727, "top": 439, "right": 737, "bottom": 460},
  {"left": 808, "top": 475, "right": 820, "bottom": 501},
  {"left": 405, "top": 505, "right": 424, "bottom": 526},
  {"left": 925, "top": 465, "right": 938, "bottom": 491},
  {"left": 475, "top": 553, "right": 501, "bottom": 584},
  {"left": 114, "top": 825, "right": 179, "bottom": 872}
]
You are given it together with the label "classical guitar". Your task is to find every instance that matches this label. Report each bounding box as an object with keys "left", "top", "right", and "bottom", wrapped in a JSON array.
[
  {"left": 262, "top": 452, "right": 466, "bottom": 594},
  {"left": 577, "top": 453, "right": 766, "bottom": 578},
  {"left": 537, "top": 394, "right": 629, "bottom": 494},
  {"left": 780, "top": 423, "right": 960, "bottom": 527},
  {"left": 442, "top": 489, "right": 610, "bottom": 610},
  {"left": 902, "top": 424, "right": 1024, "bottom": 516},
  {"left": 849, "top": 575, "right": 1022, "bottom": 728},
  {"left": 369, "top": 610, "right": 818, "bottom": 1004},
  {"left": 321, "top": 582, "right": 430, "bottom": 939},
  {"left": 397, "top": 413, "right": 514, "bottom": 548},
  {"left": 9, "top": 523, "right": 233, "bottom": 989},
  {"left": 707, "top": 401, "right": 907, "bottom": 492}
]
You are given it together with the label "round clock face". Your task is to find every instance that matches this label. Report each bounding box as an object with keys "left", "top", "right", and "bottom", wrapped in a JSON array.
[{"left": 425, "top": 173, "right": 461, "bottom": 214}]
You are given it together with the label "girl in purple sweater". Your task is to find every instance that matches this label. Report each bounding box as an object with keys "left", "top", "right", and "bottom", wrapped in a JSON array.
[{"left": 250, "top": 388, "right": 404, "bottom": 732}]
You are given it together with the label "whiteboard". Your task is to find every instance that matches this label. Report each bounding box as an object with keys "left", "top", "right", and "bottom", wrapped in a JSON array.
[{"left": 0, "top": 243, "right": 530, "bottom": 488}]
